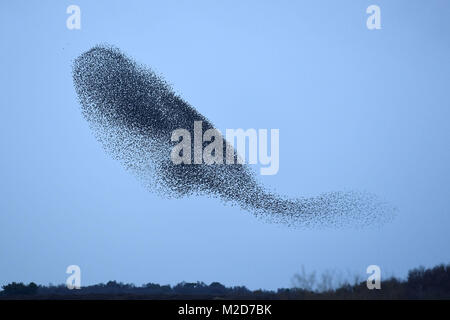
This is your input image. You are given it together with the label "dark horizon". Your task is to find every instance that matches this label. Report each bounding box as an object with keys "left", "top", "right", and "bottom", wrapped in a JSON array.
[{"left": 2, "top": 263, "right": 450, "bottom": 300}]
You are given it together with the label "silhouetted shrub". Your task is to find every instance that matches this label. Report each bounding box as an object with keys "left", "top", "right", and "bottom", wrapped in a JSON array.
[{"left": 2, "top": 282, "right": 38, "bottom": 296}]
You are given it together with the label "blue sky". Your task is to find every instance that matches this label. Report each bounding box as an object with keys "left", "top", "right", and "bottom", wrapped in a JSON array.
[{"left": 0, "top": 0, "right": 449, "bottom": 289}]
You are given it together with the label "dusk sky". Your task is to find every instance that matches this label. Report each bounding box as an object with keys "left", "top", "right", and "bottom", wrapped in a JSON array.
[{"left": 1, "top": 0, "right": 449, "bottom": 289}]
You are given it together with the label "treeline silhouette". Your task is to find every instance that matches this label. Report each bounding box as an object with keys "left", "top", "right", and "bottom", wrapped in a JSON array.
[{"left": 1, "top": 263, "right": 449, "bottom": 299}]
